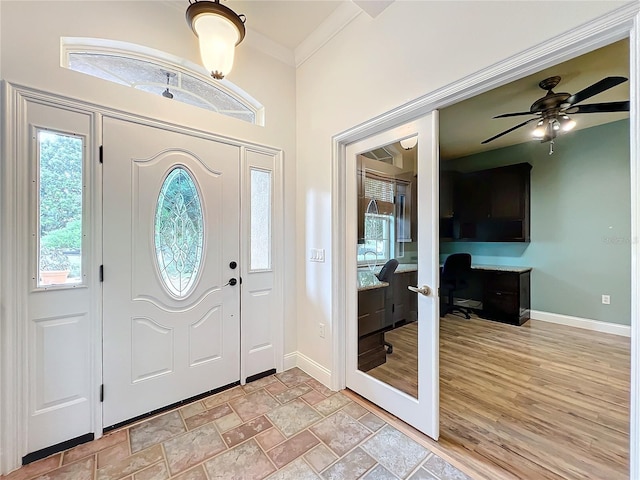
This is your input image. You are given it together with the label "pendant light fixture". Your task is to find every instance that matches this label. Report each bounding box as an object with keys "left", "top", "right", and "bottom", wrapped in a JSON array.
[
  {"left": 186, "top": 0, "right": 246, "bottom": 80},
  {"left": 399, "top": 136, "right": 418, "bottom": 150}
]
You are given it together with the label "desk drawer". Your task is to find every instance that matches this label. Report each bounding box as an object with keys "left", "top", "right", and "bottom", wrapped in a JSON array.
[
  {"left": 358, "top": 288, "right": 384, "bottom": 312},
  {"left": 483, "top": 291, "right": 519, "bottom": 318},
  {"left": 484, "top": 271, "right": 518, "bottom": 292},
  {"left": 358, "top": 311, "right": 385, "bottom": 337}
]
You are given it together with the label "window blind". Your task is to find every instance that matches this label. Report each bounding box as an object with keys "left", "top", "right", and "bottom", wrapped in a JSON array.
[{"left": 364, "top": 175, "right": 394, "bottom": 203}]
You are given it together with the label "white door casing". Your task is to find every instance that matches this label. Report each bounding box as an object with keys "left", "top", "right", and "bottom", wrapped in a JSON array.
[
  {"left": 102, "top": 117, "right": 240, "bottom": 427},
  {"left": 344, "top": 113, "right": 440, "bottom": 439}
]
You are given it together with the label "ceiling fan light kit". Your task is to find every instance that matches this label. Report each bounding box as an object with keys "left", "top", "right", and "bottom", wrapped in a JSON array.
[
  {"left": 482, "top": 75, "right": 629, "bottom": 154},
  {"left": 186, "top": 0, "right": 246, "bottom": 80}
]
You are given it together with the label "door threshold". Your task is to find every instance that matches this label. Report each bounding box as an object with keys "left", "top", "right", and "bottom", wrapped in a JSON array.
[{"left": 103, "top": 380, "right": 240, "bottom": 434}]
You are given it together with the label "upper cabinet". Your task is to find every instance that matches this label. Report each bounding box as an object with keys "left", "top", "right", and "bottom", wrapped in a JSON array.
[
  {"left": 395, "top": 178, "right": 413, "bottom": 243},
  {"left": 441, "top": 162, "right": 532, "bottom": 242}
]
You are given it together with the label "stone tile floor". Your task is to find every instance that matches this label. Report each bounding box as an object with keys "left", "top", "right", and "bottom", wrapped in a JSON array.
[{"left": 4, "top": 368, "right": 473, "bottom": 480}]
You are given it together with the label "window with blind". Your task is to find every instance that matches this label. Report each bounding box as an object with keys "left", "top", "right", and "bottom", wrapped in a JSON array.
[{"left": 357, "top": 173, "right": 396, "bottom": 264}]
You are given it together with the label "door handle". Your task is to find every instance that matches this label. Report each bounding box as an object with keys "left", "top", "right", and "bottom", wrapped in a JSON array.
[
  {"left": 408, "top": 285, "right": 431, "bottom": 296},
  {"left": 224, "top": 278, "right": 238, "bottom": 287}
]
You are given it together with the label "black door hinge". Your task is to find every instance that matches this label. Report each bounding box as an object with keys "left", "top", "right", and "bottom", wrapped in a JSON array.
[
  {"left": 99, "top": 265, "right": 104, "bottom": 282},
  {"left": 100, "top": 384, "right": 104, "bottom": 402},
  {"left": 99, "top": 145, "right": 103, "bottom": 164}
]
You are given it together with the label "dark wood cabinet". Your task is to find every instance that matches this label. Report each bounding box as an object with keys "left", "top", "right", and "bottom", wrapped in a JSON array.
[
  {"left": 357, "top": 287, "right": 387, "bottom": 370},
  {"left": 357, "top": 332, "right": 386, "bottom": 371},
  {"left": 442, "top": 162, "right": 532, "bottom": 242},
  {"left": 481, "top": 269, "right": 530, "bottom": 325},
  {"left": 392, "top": 270, "right": 418, "bottom": 324},
  {"left": 440, "top": 171, "right": 458, "bottom": 239},
  {"left": 357, "top": 157, "right": 366, "bottom": 243},
  {"left": 395, "top": 180, "right": 412, "bottom": 242}
]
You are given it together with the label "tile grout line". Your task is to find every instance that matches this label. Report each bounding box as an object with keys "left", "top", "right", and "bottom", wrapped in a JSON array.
[
  {"left": 19, "top": 374, "right": 448, "bottom": 480},
  {"left": 159, "top": 442, "right": 170, "bottom": 479},
  {"left": 405, "top": 452, "right": 434, "bottom": 480},
  {"left": 341, "top": 389, "right": 478, "bottom": 478}
]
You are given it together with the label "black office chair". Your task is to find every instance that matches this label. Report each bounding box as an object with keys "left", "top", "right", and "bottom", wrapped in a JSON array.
[
  {"left": 376, "top": 259, "right": 398, "bottom": 353},
  {"left": 440, "top": 253, "right": 472, "bottom": 319},
  {"left": 376, "top": 259, "right": 398, "bottom": 283}
]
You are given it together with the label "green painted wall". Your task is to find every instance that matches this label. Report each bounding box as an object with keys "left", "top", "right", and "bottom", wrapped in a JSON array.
[{"left": 441, "top": 119, "right": 631, "bottom": 325}]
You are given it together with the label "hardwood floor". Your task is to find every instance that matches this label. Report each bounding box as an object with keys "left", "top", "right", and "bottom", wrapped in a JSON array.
[
  {"left": 367, "top": 316, "right": 631, "bottom": 480},
  {"left": 366, "top": 323, "right": 418, "bottom": 398}
]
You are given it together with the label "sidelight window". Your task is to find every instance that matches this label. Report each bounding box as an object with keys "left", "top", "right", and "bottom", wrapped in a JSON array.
[
  {"left": 250, "top": 168, "right": 272, "bottom": 271},
  {"left": 37, "top": 130, "right": 84, "bottom": 287}
]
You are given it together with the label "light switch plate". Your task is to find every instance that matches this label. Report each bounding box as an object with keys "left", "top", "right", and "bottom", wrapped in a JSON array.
[{"left": 310, "top": 248, "right": 325, "bottom": 262}]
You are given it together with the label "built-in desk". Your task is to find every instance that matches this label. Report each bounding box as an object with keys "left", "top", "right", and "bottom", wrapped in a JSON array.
[
  {"left": 357, "top": 264, "right": 418, "bottom": 371},
  {"left": 445, "top": 264, "right": 532, "bottom": 326}
]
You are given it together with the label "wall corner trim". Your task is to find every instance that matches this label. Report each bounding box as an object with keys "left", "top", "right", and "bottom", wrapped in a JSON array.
[{"left": 530, "top": 310, "right": 631, "bottom": 337}]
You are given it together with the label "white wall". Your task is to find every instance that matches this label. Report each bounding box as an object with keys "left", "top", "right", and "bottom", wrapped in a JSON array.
[
  {"left": 295, "top": 0, "right": 628, "bottom": 374},
  {"left": 0, "top": 3, "right": 297, "bottom": 470},
  {"left": 0, "top": 1, "right": 298, "bottom": 354}
]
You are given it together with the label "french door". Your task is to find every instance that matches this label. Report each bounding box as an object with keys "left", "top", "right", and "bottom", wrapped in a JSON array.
[
  {"left": 102, "top": 118, "right": 241, "bottom": 427},
  {"left": 345, "top": 112, "right": 440, "bottom": 439}
]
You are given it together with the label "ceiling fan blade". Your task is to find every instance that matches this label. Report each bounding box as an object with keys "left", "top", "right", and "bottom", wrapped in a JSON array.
[
  {"left": 481, "top": 118, "right": 539, "bottom": 144},
  {"left": 493, "top": 111, "right": 537, "bottom": 119},
  {"left": 566, "top": 76, "right": 628, "bottom": 105},
  {"left": 568, "top": 101, "right": 630, "bottom": 114}
]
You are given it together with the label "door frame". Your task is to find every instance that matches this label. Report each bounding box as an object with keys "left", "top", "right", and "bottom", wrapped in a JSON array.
[
  {"left": 330, "top": 4, "right": 640, "bottom": 478},
  {"left": 0, "top": 83, "right": 284, "bottom": 474}
]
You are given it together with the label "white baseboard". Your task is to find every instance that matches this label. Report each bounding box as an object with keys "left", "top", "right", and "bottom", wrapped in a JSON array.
[
  {"left": 530, "top": 310, "right": 631, "bottom": 337},
  {"left": 282, "top": 351, "right": 333, "bottom": 390}
]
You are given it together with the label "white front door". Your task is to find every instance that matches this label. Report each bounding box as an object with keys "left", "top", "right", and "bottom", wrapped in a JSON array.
[
  {"left": 102, "top": 118, "right": 240, "bottom": 427},
  {"left": 346, "top": 112, "right": 440, "bottom": 439}
]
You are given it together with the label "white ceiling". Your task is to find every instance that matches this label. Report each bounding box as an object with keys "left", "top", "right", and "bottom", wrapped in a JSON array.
[
  {"left": 229, "top": 0, "right": 345, "bottom": 50},
  {"left": 169, "top": 2, "right": 629, "bottom": 161}
]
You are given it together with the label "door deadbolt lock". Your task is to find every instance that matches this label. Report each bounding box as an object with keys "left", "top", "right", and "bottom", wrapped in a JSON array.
[
  {"left": 229, "top": 261, "right": 237, "bottom": 270},
  {"left": 408, "top": 285, "right": 431, "bottom": 296}
]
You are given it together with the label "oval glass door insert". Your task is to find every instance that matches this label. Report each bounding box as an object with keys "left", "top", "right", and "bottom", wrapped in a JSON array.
[{"left": 155, "top": 167, "right": 204, "bottom": 297}]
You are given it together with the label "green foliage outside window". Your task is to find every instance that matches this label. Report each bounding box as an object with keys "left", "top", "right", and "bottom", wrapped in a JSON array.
[
  {"left": 38, "top": 131, "right": 83, "bottom": 285},
  {"left": 39, "top": 133, "right": 83, "bottom": 241}
]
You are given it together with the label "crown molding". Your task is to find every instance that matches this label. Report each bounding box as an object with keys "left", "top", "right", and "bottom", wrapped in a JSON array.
[
  {"left": 353, "top": 0, "right": 393, "bottom": 18},
  {"left": 160, "top": 0, "right": 362, "bottom": 70},
  {"left": 243, "top": 29, "right": 296, "bottom": 67},
  {"left": 295, "top": 2, "right": 363, "bottom": 68}
]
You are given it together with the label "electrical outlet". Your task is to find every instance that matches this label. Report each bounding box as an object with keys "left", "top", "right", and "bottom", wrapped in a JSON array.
[
  {"left": 319, "top": 323, "right": 326, "bottom": 338},
  {"left": 602, "top": 294, "right": 611, "bottom": 305}
]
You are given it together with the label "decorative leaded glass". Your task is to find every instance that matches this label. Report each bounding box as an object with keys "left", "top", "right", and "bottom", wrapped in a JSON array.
[
  {"left": 155, "top": 167, "right": 204, "bottom": 297},
  {"left": 66, "top": 51, "right": 258, "bottom": 124}
]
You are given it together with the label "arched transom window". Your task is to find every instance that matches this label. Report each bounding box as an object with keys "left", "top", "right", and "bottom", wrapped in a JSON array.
[{"left": 61, "top": 38, "right": 264, "bottom": 125}]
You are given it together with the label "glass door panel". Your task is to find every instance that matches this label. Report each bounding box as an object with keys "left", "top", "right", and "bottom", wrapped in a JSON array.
[{"left": 356, "top": 140, "right": 418, "bottom": 398}]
